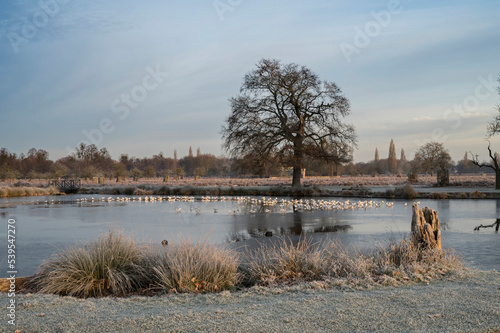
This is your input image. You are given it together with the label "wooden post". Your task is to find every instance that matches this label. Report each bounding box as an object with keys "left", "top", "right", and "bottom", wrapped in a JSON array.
[{"left": 411, "top": 203, "right": 442, "bottom": 250}]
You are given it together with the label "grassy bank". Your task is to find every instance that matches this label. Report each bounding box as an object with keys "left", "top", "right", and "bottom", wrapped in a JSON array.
[
  {"left": 0, "top": 185, "right": 59, "bottom": 198},
  {"left": 24, "top": 230, "right": 464, "bottom": 298}
]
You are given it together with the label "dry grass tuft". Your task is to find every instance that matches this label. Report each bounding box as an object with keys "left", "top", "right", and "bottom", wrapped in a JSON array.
[
  {"left": 242, "top": 237, "right": 329, "bottom": 285},
  {"left": 27, "top": 231, "right": 148, "bottom": 298},
  {"left": 145, "top": 238, "right": 240, "bottom": 293},
  {"left": 243, "top": 236, "right": 464, "bottom": 287}
]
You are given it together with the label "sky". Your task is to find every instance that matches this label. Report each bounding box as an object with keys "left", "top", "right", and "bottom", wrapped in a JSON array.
[{"left": 0, "top": 0, "right": 499, "bottom": 163}]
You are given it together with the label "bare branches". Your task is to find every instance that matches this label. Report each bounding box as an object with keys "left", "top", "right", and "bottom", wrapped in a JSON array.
[
  {"left": 221, "top": 59, "right": 357, "bottom": 186},
  {"left": 469, "top": 141, "right": 498, "bottom": 171}
]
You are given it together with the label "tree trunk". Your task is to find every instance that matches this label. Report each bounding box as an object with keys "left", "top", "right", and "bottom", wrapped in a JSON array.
[
  {"left": 411, "top": 203, "right": 441, "bottom": 250},
  {"left": 496, "top": 170, "right": 500, "bottom": 190},
  {"left": 292, "top": 167, "right": 302, "bottom": 188},
  {"left": 292, "top": 136, "right": 304, "bottom": 189}
]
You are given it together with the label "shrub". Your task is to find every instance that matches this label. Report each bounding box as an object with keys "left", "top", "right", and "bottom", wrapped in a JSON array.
[
  {"left": 27, "top": 231, "right": 148, "bottom": 298},
  {"left": 470, "top": 190, "right": 486, "bottom": 199},
  {"left": 392, "top": 184, "right": 417, "bottom": 199},
  {"left": 146, "top": 238, "right": 240, "bottom": 293},
  {"left": 429, "top": 192, "right": 448, "bottom": 199}
]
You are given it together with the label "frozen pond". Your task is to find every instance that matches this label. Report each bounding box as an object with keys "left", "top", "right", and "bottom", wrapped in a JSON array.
[{"left": 0, "top": 194, "right": 499, "bottom": 277}]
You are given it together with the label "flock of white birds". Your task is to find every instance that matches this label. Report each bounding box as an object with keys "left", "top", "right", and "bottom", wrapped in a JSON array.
[{"left": 27, "top": 195, "right": 402, "bottom": 215}]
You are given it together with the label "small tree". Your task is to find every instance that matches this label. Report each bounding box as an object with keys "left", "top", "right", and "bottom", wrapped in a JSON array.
[
  {"left": 51, "top": 163, "right": 68, "bottom": 180},
  {"left": 144, "top": 166, "right": 156, "bottom": 179},
  {"left": 114, "top": 163, "right": 127, "bottom": 182},
  {"left": 374, "top": 148, "right": 379, "bottom": 162},
  {"left": 131, "top": 168, "right": 142, "bottom": 181},
  {"left": 413, "top": 142, "right": 452, "bottom": 177},
  {"left": 175, "top": 167, "right": 184, "bottom": 180}
]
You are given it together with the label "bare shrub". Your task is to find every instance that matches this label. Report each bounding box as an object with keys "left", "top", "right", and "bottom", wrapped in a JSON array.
[
  {"left": 470, "top": 190, "right": 486, "bottom": 199},
  {"left": 392, "top": 184, "right": 417, "bottom": 199},
  {"left": 429, "top": 192, "right": 448, "bottom": 199}
]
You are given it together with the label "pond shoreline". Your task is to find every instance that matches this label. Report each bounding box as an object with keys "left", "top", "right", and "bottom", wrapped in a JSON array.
[
  {"left": 76, "top": 183, "right": 500, "bottom": 200},
  {"left": 2, "top": 174, "right": 499, "bottom": 199}
]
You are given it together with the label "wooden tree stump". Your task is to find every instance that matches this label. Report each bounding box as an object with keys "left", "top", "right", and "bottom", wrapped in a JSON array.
[{"left": 411, "top": 203, "right": 442, "bottom": 250}]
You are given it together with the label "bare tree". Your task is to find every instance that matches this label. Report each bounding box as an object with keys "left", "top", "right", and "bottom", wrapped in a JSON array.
[
  {"left": 413, "top": 142, "right": 451, "bottom": 176},
  {"left": 221, "top": 58, "right": 357, "bottom": 188},
  {"left": 470, "top": 75, "right": 500, "bottom": 189},
  {"left": 470, "top": 141, "right": 500, "bottom": 189}
]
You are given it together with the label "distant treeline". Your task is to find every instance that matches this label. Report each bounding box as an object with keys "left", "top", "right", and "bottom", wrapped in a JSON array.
[{"left": 0, "top": 142, "right": 484, "bottom": 181}]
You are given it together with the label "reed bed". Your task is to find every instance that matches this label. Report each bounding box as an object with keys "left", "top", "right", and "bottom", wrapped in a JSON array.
[
  {"left": 26, "top": 231, "right": 465, "bottom": 298},
  {"left": 0, "top": 186, "right": 59, "bottom": 198}
]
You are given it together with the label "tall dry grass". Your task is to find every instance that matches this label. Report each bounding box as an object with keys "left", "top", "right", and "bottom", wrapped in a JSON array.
[
  {"left": 0, "top": 186, "right": 59, "bottom": 198},
  {"left": 27, "top": 231, "right": 465, "bottom": 298},
  {"left": 242, "top": 236, "right": 464, "bottom": 286},
  {"left": 27, "top": 231, "right": 148, "bottom": 297},
  {"left": 145, "top": 238, "right": 240, "bottom": 293},
  {"left": 242, "top": 237, "right": 329, "bottom": 285}
]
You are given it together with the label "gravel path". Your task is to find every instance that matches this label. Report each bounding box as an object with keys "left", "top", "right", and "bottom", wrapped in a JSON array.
[{"left": 2, "top": 270, "right": 499, "bottom": 333}]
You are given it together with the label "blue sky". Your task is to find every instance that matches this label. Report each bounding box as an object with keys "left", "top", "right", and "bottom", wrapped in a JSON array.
[{"left": 0, "top": 0, "right": 499, "bottom": 162}]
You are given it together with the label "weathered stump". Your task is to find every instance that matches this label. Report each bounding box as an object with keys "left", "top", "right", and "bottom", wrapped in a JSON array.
[
  {"left": 437, "top": 169, "right": 450, "bottom": 186},
  {"left": 411, "top": 203, "right": 441, "bottom": 250}
]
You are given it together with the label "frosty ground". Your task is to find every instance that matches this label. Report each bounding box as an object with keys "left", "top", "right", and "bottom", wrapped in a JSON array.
[{"left": 2, "top": 270, "right": 499, "bottom": 333}]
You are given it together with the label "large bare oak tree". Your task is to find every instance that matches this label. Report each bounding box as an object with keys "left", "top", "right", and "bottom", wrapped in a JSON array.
[{"left": 221, "top": 59, "right": 357, "bottom": 188}]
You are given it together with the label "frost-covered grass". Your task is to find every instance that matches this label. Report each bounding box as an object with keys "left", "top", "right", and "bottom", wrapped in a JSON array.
[
  {"left": 145, "top": 238, "right": 240, "bottom": 293},
  {"left": 27, "top": 231, "right": 149, "bottom": 298},
  {"left": 25, "top": 230, "right": 465, "bottom": 298},
  {"left": 241, "top": 237, "right": 463, "bottom": 287}
]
